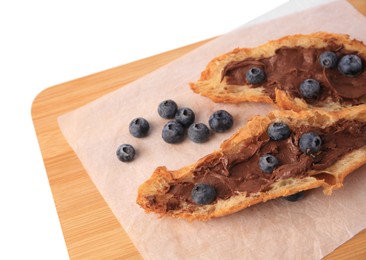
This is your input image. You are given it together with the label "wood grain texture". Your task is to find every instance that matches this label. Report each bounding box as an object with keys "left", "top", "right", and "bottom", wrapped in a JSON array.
[{"left": 32, "top": 1, "right": 366, "bottom": 259}]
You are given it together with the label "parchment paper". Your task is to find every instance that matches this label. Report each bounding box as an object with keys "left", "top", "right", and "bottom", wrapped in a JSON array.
[{"left": 58, "top": 1, "right": 366, "bottom": 259}]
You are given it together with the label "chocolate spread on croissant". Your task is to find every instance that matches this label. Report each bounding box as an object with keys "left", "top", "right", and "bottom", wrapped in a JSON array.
[
  {"left": 222, "top": 45, "right": 366, "bottom": 105},
  {"left": 148, "top": 120, "right": 366, "bottom": 211}
]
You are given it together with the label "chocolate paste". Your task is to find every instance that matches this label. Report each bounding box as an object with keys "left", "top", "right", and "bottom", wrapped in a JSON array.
[
  {"left": 222, "top": 45, "right": 366, "bottom": 105},
  {"left": 149, "top": 120, "right": 366, "bottom": 211}
]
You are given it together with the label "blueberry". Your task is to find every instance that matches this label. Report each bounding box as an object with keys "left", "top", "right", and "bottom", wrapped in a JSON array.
[
  {"left": 188, "top": 123, "right": 210, "bottom": 143},
  {"left": 283, "top": 191, "right": 305, "bottom": 202},
  {"left": 129, "top": 117, "right": 150, "bottom": 138},
  {"left": 246, "top": 67, "right": 265, "bottom": 84},
  {"left": 116, "top": 144, "right": 135, "bottom": 162},
  {"left": 158, "top": 99, "right": 178, "bottom": 119},
  {"left": 338, "top": 54, "right": 363, "bottom": 76},
  {"left": 162, "top": 121, "right": 185, "bottom": 144},
  {"left": 299, "top": 132, "right": 322, "bottom": 154},
  {"left": 175, "top": 107, "right": 195, "bottom": 128},
  {"left": 208, "top": 110, "right": 233, "bottom": 133},
  {"left": 299, "top": 79, "right": 321, "bottom": 99},
  {"left": 259, "top": 154, "right": 279, "bottom": 173},
  {"left": 267, "top": 122, "right": 291, "bottom": 141},
  {"left": 191, "top": 183, "right": 217, "bottom": 205},
  {"left": 319, "top": 51, "right": 338, "bottom": 69}
]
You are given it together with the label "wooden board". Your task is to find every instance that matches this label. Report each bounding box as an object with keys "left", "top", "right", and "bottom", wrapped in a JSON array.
[{"left": 32, "top": 1, "right": 366, "bottom": 258}]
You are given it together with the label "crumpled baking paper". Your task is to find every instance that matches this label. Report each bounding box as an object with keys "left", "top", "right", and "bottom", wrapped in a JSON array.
[{"left": 58, "top": 1, "right": 366, "bottom": 259}]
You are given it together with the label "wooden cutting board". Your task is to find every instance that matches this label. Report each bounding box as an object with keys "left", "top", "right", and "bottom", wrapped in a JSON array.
[{"left": 32, "top": 1, "right": 366, "bottom": 259}]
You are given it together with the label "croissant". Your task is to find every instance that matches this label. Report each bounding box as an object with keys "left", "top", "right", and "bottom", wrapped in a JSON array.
[
  {"left": 137, "top": 108, "right": 366, "bottom": 221},
  {"left": 190, "top": 32, "right": 366, "bottom": 111}
]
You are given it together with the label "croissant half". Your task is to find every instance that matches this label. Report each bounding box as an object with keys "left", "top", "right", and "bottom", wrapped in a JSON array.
[
  {"left": 190, "top": 32, "right": 366, "bottom": 111},
  {"left": 137, "top": 108, "right": 366, "bottom": 221}
]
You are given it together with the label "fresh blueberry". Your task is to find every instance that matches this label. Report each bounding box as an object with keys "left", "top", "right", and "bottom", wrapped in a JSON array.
[
  {"left": 299, "top": 79, "right": 321, "bottom": 99},
  {"left": 267, "top": 122, "right": 291, "bottom": 141},
  {"left": 188, "top": 123, "right": 210, "bottom": 143},
  {"left": 319, "top": 51, "right": 338, "bottom": 69},
  {"left": 175, "top": 107, "right": 195, "bottom": 128},
  {"left": 116, "top": 144, "right": 135, "bottom": 162},
  {"left": 129, "top": 117, "right": 150, "bottom": 138},
  {"left": 208, "top": 110, "right": 233, "bottom": 133},
  {"left": 299, "top": 132, "right": 322, "bottom": 154},
  {"left": 283, "top": 191, "right": 305, "bottom": 202},
  {"left": 259, "top": 154, "right": 279, "bottom": 173},
  {"left": 191, "top": 183, "right": 217, "bottom": 205},
  {"left": 158, "top": 99, "right": 178, "bottom": 119},
  {"left": 338, "top": 54, "right": 363, "bottom": 76},
  {"left": 162, "top": 121, "right": 185, "bottom": 144},
  {"left": 246, "top": 67, "right": 265, "bottom": 84}
]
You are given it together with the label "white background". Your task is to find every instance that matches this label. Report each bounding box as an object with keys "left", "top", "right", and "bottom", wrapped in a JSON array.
[{"left": 0, "top": 0, "right": 335, "bottom": 259}]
